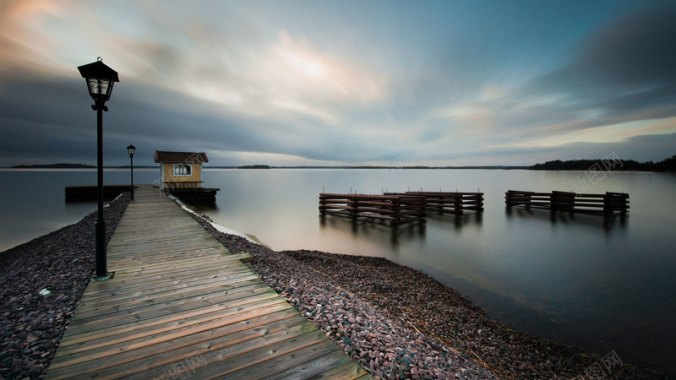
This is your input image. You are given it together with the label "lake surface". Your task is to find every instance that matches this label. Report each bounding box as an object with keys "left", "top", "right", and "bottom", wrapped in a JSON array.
[
  {"left": 1, "top": 168, "right": 674, "bottom": 374},
  {"left": 0, "top": 169, "right": 161, "bottom": 252}
]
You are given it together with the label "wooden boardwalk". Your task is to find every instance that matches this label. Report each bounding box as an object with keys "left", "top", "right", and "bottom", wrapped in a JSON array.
[{"left": 47, "top": 185, "right": 370, "bottom": 379}]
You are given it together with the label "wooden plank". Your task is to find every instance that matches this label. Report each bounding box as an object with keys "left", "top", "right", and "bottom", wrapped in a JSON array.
[
  {"left": 70, "top": 288, "right": 278, "bottom": 327},
  {"left": 80, "top": 272, "right": 257, "bottom": 305},
  {"left": 75, "top": 271, "right": 260, "bottom": 311},
  {"left": 107, "top": 247, "right": 240, "bottom": 263},
  {"left": 506, "top": 189, "right": 629, "bottom": 215},
  {"left": 58, "top": 296, "right": 291, "bottom": 349},
  {"left": 51, "top": 309, "right": 301, "bottom": 362},
  {"left": 179, "top": 330, "right": 331, "bottom": 379},
  {"left": 55, "top": 303, "right": 295, "bottom": 356},
  {"left": 107, "top": 255, "right": 240, "bottom": 274},
  {"left": 260, "top": 350, "right": 355, "bottom": 380},
  {"left": 65, "top": 291, "right": 284, "bottom": 337},
  {"left": 81, "top": 262, "right": 242, "bottom": 293},
  {"left": 48, "top": 314, "right": 310, "bottom": 378},
  {"left": 108, "top": 257, "right": 249, "bottom": 276},
  {"left": 306, "top": 360, "right": 371, "bottom": 379},
  {"left": 224, "top": 339, "right": 342, "bottom": 379},
  {"left": 76, "top": 277, "right": 264, "bottom": 316},
  {"left": 118, "top": 326, "right": 326, "bottom": 380},
  {"left": 47, "top": 185, "right": 369, "bottom": 379},
  {"left": 75, "top": 283, "right": 271, "bottom": 321},
  {"left": 110, "top": 250, "right": 254, "bottom": 273}
]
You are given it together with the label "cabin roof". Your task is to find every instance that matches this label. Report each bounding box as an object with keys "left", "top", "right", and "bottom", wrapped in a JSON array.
[{"left": 154, "top": 150, "right": 209, "bottom": 163}]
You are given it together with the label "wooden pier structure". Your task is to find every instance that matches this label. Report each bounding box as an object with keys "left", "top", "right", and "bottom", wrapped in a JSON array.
[
  {"left": 65, "top": 185, "right": 135, "bottom": 202},
  {"left": 505, "top": 190, "right": 629, "bottom": 215},
  {"left": 385, "top": 191, "right": 484, "bottom": 215},
  {"left": 47, "top": 185, "right": 370, "bottom": 379},
  {"left": 319, "top": 193, "right": 426, "bottom": 225},
  {"left": 161, "top": 183, "right": 220, "bottom": 202}
]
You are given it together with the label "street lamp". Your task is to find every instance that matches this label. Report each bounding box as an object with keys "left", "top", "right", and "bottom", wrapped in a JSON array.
[
  {"left": 127, "top": 145, "right": 136, "bottom": 201},
  {"left": 78, "top": 58, "right": 119, "bottom": 280}
]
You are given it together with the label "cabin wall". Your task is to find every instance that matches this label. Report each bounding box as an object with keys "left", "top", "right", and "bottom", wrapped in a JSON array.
[{"left": 161, "top": 162, "right": 202, "bottom": 187}]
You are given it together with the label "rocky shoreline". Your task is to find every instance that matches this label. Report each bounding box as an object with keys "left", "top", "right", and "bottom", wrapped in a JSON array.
[
  {"left": 190, "top": 213, "right": 662, "bottom": 380},
  {"left": 0, "top": 194, "right": 663, "bottom": 378},
  {"left": 0, "top": 194, "right": 130, "bottom": 379}
]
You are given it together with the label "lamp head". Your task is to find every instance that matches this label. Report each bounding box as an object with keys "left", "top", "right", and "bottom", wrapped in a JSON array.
[{"left": 78, "top": 58, "right": 119, "bottom": 103}]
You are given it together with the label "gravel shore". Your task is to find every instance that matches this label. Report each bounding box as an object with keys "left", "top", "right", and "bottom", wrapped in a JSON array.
[
  {"left": 0, "top": 194, "right": 663, "bottom": 379},
  {"left": 191, "top": 211, "right": 662, "bottom": 380},
  {"left": 0, "top": 194, "right": 129, "bottom": 379}
]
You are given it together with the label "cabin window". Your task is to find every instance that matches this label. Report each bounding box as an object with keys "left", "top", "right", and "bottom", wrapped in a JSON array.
[{"left": 173, "top": 164, "right": 192, "bottom": 176}]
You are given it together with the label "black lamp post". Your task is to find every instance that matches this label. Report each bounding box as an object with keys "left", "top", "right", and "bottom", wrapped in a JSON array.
[
  {"left": 78, "top": 58, "right": 119, "bottom": 280},
  {"left": 127, "top": 145, "right": 136, "bottom": 201}
]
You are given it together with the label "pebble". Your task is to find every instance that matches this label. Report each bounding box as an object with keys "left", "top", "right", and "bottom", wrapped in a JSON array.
[
  {"left": 0, "top": 193, "right": 130, "bottom": 379},
  {"left": 193, "top": 216, "right": 660, "bottom": 380},
  {"left": 2, "top": 191, "right": 656, "bottom": 379}
]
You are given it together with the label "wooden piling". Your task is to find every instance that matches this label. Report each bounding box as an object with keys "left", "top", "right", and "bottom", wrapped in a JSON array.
[
  {"left": 505, "top": 190, "right": 629, "bottom": 215},
  {"left": 386, "top": 191, "right": 484, "bottom": 215},
  {"left": 319, "top": 193, "right": 426, "bottom": 225}
]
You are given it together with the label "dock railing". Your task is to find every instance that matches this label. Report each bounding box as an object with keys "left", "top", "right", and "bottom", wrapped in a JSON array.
[
  {"left": 160, "top": 181, "right": 220, "bottom": 202},
  {"left": 319, "top": 193, "right": 426, "bottom": 225},
  {"left": 386, "top": 191, "right": 484, "bottom": 215},
  {"left": 505, "top": 190, "right": 629, "bottom": 214},
  {"left": 163, "top": 181, "right": 203, "bottom": 190}
]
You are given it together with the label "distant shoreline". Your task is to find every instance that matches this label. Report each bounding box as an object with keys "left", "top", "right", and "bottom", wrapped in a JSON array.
[
  {"left": 4, "top": 165, "right": 674, "bottom": 171},
  {"left": 4, "top": 153, "right": 674, "bottom": 172},
  {"left": 1, "top": 164, "right": 532, "bottom": 170}
]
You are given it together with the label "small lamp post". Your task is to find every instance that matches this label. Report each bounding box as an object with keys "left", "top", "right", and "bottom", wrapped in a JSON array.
[
  {"left": 78, "top": 58, "right": 119, "bottom": 280},
  {"left": 127, "top": 145, "right": 136, "bottom": 201}
]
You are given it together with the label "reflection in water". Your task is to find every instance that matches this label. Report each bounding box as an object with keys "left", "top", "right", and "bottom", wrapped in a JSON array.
[
  {"left": 3, "top": 169, "right": 675, "bottom": 374},
  {"left": 319, "top": 211, "right": 483, "bottom": 246},
  {"left": 319, "top": 214, "right": 426, "bottom": 247},
  {"left": 427, "top": 211, "right": 483, "bottom": 230},
  {"left": 505, "top": 207, "right": 627, "bottom": 235}
]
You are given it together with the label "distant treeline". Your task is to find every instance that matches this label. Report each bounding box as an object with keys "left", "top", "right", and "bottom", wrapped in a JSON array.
[
  {"left": 222, "top": 165, "right": 528, "bottom": 169},
  {"left": 238, "top": 165, "right": 271, "bottom": 169},
  {"left": 531, "top": 155, "right": 676, "bottom": 172}
]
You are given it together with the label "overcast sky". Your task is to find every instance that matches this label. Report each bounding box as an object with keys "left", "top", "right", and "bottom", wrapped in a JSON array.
[{"left": 0, "top": 0, "right": 675, "bottom": 167}]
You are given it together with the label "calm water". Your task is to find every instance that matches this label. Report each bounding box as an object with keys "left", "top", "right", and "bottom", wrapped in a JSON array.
[
  {"left": 1, "top": 168, "right": 675, "bottom": 374},
  {"left": 0, "top": 169, "right": 160, "bottom": 252}
]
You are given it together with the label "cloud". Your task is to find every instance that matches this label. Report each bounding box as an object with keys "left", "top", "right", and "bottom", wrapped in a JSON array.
[
  {"left": 0, "top": 1, "right": 675, "bottom": 167},
  {"left": 0, "top": 0, "right": 58, "bottom": 77},
  {"left": 257, "top": 31, "right": 387, "bottom": 123},
  {"left": 0, "top": 0, "right": 399, "bottom": 165},
  {"left": 0, "top": 75, "right": 391, "bottom": 167},
  {"left": 574, "top": 2, "right": 676, "bottom": 89},
  {"left": 521, "top": 2, "right": 676, "bottom": 128},
  {"left": 426, "top": 1, "right": 676, "bottom": 161}
]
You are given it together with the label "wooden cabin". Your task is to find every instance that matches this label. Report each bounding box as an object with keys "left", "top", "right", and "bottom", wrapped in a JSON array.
[{"left": 154, "top": 150, "right": 209, "bottom": 190}]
